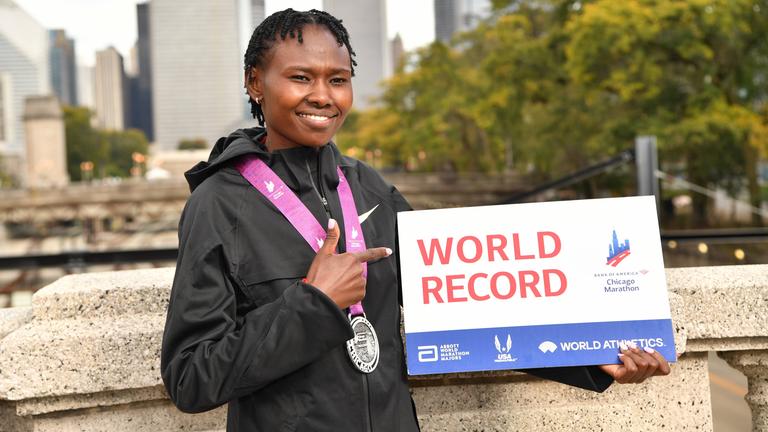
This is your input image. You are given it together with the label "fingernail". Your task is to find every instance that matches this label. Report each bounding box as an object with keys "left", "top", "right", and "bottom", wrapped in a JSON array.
[
  {"left": 618, "top": 353, "right": 625, "bottom": 357},
  {"left": 619, "top": 342, "right": 628, "bottom": 351},
  {"left": 385, "top": 248, "right": 392, "bottom": 256},
  {"left": 628, "top": 341, "right": 638, "bottom": 349},
  {"left": 328, "top": 219, "right": 336, "bottom": 229},
  {"left": 644, "top": 347, "right": 655, "bottom": 354}
]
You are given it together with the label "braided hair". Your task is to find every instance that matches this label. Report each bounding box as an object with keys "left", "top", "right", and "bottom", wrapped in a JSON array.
[{"left": 244, "top": 9, "right": 357, "bottom": 126}]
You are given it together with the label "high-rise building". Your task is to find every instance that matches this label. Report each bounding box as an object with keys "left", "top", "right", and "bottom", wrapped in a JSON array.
[
  {"left": 49, "top": 29, "right": 78, "bottom": 106},
  {"left": 0, "top": 0, "right": 50, "bottom": 156},
  {"left": 94, "top": 46, "right": 126, "bottom": 130},
  {"left": 77, "top": 65, "right": 94, "bottom": 108},
  {"left": 251, "top": 0, "right": 265, "bottom": 29},
  {"left": 434, "top": 0, "right": 492, "bottom": 43},
  {"left": 127, "top": 2, "right": 154, "bottom": 141},
  {"left": 391, "top": 33, "right": 404, "bottom": 73},
  {"left": 151, "top": 0, "right": 243, "bottom": 150},
  {"left": 323, "top": 0, "right": 390, "bottom": 108}
]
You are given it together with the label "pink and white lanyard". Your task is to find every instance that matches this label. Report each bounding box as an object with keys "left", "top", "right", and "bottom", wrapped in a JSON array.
[{"left": 235, "top": 154, "right": 368, "bottom": 317}]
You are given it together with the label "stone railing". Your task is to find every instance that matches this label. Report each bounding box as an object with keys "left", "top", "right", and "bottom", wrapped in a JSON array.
[{"left": 0, "top": 265, "right": 766, "bottom": 431}]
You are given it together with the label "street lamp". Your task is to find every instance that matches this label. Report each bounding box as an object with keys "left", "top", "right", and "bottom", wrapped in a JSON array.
[
  {"left": 80, "top": 161, "right": 94, "bottom": 182},
  {"left": 131, "top": 152, "right": 146, "bottom": 178}
]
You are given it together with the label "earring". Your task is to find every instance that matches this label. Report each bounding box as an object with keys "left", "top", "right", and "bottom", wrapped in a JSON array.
[{"left": 255, "top": 97, "right": 262, "bottom": 105}]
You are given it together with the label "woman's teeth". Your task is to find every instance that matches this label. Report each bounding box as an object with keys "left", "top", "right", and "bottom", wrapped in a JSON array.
[{"left": 299, "top": 113, "right": 331, "bottom": 121}]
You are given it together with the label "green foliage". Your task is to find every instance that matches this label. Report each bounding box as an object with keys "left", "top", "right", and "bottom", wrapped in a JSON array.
[
  {"left": 177, "top": 139, "right": 209, "bottom": 151},
  {"left": 336, "top": 0, "right": 768, "bottom": 222},
  {"left": 64, "top": 106, "right": 149, "bottom": 180},
  {"left": 103, "top": 129, "right": 149, "bottom": 177},
  {"left": 0, "top": 153, "right": 13, "bottom": 187},
  {"left": 64, "top": 106, "right": 106, "bottom": 181}
]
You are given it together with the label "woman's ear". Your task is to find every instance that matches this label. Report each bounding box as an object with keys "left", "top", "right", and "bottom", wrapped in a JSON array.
[{"left": 244, "top": 67, "right": 263, "bottom": 103}]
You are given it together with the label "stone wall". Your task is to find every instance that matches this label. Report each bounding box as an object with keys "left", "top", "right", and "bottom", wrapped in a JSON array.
[{"left": 0, "top": 265, "right": 766, "bottom": 431}]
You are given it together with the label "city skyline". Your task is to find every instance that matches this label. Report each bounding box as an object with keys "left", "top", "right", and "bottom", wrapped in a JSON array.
[{"left": 13, "top": 0, "right": 436, "bottom": 68}]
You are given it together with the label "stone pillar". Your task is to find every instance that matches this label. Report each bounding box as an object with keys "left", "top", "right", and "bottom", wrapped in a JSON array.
[
  {"left": 23, "top": 95, "right": 69, "bottom": 189},
  {"left": 0, "top": 269, "right": 226, "bottom": 431},
  {"left": 720, "top": 351, "right": 768, "bottom": 432}
]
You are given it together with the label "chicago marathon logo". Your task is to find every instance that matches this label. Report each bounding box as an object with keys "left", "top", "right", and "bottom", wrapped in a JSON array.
[{"left": 606, "top": 229, "right": 631, "bottom": 267}]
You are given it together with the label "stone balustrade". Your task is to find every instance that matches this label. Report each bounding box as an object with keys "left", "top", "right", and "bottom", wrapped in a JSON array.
[{"left": 0, "top": 265, "right": 766, "bottom": 431}]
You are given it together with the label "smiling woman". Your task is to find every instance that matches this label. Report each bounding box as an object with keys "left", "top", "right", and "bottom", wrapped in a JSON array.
[
  {"left": 159, "top": 7, "right": 669, "bottom": 432},
  {"left": 160, "top": 9, "right": 424, "bottom": 432},
  {"left": 244, "top": 14, "right": 355, "bottom": 150}
]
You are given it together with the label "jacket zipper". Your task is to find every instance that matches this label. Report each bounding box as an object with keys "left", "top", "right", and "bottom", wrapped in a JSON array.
[
  {"left": 362, "top": 374, "right": 373, "bottom": 432},
  {"left": 306, "top": 157, "right": 374, "bottom": 432},
  {"left": 305, "top": 158, "right": 331, "bottom": 219}
]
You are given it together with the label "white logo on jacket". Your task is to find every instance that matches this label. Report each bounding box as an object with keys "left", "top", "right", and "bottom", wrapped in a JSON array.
[{"left": 358, "top": 204, "right": 379, "bottom": 224}]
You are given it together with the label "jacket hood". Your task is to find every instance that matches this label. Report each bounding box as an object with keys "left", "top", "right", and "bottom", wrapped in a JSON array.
[{"left": 185, "top": 127, "right": 267, "bottom": 192}]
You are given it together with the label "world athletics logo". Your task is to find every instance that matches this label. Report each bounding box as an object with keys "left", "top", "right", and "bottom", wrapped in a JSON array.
[{"left": 606, "top": 229, "right": 631, "bottom": 267}]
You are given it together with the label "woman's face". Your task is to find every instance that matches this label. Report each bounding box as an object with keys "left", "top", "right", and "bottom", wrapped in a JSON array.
[{"left": 247, "top": 24, "right": 353, "bottom": 151}]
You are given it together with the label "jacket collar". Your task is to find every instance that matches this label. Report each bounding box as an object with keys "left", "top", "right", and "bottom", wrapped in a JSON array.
[{"left": 185, "top": 127, "right": 342, "bottom": 194}]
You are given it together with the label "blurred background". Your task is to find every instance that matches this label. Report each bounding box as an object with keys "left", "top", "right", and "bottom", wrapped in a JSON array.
[{"left": 0, "top": 1, "right": 765, "bottom": 429}]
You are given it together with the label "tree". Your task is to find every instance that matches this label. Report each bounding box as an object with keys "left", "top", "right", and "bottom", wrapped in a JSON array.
[
  {"left": 64, "top": 106, "right": 107, "bottom": 181},
  {"left": 565, "top": 0, "right": 768, "bottom": 224},
  {"left": 102, "top": 129, "right": 149, "bottom": 177},
  {"left": 64, "top": 106, "right": 150, "bottom": 180},
  {"left": 0, "top": 153, "right": 14, "bottom": 187},
  {"left": 178, "top": 138, "right": 209, "bottom": 150}
]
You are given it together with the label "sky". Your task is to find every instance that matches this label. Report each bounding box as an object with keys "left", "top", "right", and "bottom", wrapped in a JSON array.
[{"left": 12, "top": 0, "right": 435, "bottom": 67}]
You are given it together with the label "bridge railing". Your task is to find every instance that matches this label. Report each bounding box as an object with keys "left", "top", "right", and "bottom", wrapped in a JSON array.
[{"left": 0, "top": 265, "right": 766, "bottom": 431}]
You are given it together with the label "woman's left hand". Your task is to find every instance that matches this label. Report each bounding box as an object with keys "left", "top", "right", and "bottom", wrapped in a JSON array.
[{"left": 598, "top": 343, "right": 671, "bottom": 384}]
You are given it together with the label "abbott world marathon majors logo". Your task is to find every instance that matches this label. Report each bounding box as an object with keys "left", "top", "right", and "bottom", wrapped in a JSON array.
[{"left": 416, "top": 343, "right": 470, "bottom": 362}]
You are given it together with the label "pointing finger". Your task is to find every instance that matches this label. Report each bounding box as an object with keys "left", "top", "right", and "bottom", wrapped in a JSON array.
[
  {"left": 353, "top": 247, "right": 393, "bottom": 263},
  {"left": 319, "top": 219, "right": 340, "bottom": 255}
]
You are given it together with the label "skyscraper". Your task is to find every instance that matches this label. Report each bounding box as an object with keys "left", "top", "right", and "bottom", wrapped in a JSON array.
[
  {"left": 323, "top": 0, "right": 390, "bottom": 108},
  {"left": 391, "top": 33, "right": 404, "bottom": 73},
  {"left": 127, "top": 2, "right": 154, "bottom": 141},
  {"left": 251, "top": 0, "right": 265, "bottom": 29},
  {"left": 0, "top": 0, "right": 50, "bottom": 156},
  {"left": 151, "top": 0, "right": 243, "bottom": 150},
  {"left": 77, "top": 65, "right": 94, "bottom": 108},
  {"left": 49, "top": 29, "right": 78, "bottom": 106},
  {"left": 94, "top": 47, "right": 126, "bottom": 130},
  {"left": 434, "top": 0, "right": 492, "bottom": 43}
]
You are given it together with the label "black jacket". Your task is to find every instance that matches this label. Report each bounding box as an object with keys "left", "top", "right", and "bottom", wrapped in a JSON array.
[{"left": 161, "top": 128, "right": 612, "bottom": 432}]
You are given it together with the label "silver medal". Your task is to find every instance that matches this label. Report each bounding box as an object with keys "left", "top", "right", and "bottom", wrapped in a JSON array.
[{"left": 346, "top": 315, "right": 379, "bottom": 373}]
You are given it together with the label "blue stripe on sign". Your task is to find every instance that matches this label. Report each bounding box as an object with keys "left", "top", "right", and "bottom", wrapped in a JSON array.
[{"left": 405, "top": 319, "right": 676, "bottom": 375}]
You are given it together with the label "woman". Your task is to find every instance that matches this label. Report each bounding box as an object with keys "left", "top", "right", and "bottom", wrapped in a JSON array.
[{"left": 161, "top": 9, "right": 670, "bottom": 431}]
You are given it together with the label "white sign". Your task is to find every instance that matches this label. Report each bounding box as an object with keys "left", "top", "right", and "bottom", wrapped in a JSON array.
[{"left": 397, "top": 196, "right": 676, "bottom": 375}]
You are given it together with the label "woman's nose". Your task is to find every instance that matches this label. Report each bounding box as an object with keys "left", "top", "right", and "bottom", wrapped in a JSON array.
[{"left": 306, "top": 82, "right": 332, "bottom": 107}]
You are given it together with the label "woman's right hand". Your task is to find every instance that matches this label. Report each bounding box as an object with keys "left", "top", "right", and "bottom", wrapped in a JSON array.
[{"left": 304, "top": 219, "right": 392, "bottom": 309}]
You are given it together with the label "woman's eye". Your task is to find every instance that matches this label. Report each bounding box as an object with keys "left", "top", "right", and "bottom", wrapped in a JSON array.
[{"left": 331, "top": 77, "right": 348, "bottom": 85}]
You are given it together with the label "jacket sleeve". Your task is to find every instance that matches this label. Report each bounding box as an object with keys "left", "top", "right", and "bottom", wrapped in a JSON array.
[
  {"left": 523, "top": 366, "right": 613, "bottom": 393},
  {"left": 161, "top": 211, "right": 353, "bottom": 413}
]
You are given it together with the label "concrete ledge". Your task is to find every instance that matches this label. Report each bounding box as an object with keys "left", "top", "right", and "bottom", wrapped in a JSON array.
[
  {"left": 32, "top": 268, "right": 173, "bottom": 320},
  {"left": 666, "top": 265, "right": 768, "bottom": 341},
  {"left": 0, "top": 314, "right": 164, "bottom": 400},
  {"left": 0, "top": 307, "right": 32, "bottom": 340},
  {"left": 0, "top": 265, "right": 766, "bottom": 431}
]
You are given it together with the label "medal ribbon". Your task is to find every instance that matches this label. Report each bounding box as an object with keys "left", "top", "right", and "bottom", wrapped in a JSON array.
[{"left": 235, "top": 154, "right": 368, "bottom": 317}]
